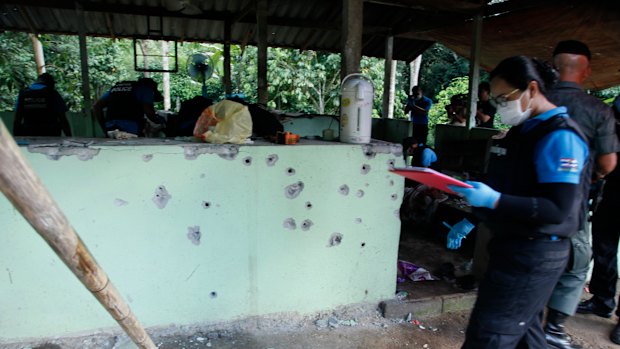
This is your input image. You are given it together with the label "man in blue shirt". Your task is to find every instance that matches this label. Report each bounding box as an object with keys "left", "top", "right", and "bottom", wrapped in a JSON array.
[
  {"left": 404, "top": 86, "right": 433, "bottom": 144},
  {"left": 93, "top": 77, "right": 163, "bottom": 137},
  {"left": 14, "top": 73, "right": 72, "bottom": 137},
  {"left": 402, "top": 136, "right": 437, "bottom": 168}
]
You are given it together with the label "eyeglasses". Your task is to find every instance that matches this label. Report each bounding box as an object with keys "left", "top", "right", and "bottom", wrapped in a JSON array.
[{"left": 490, "top": 88, "right": 520, "bottom": 107}]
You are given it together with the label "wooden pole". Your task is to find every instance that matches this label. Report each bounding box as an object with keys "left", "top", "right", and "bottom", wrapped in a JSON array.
[
  {"left": 382, "top": 35, "right": 395, "bottom": 119},
  {"left": 466, "top": 14, "right": 482, "bottom": 130},
  {"left": 256, "top": 0, "right": 268, "bottom": 105},
  {"left": 0, "top": 121, "right": 156, "bottom": 349},
  {"left": 341, "top": 0, "right": 363, "bottom": 80}
]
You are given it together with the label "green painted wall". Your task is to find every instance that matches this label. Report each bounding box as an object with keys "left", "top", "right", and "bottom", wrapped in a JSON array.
[{"left": 0, "top": 139, "right": 404, "bottom": 342}]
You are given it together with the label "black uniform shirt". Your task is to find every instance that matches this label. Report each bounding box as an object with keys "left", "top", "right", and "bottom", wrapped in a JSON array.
[{"left": 547, "top": 81, "right": 620, "bottom": 157}]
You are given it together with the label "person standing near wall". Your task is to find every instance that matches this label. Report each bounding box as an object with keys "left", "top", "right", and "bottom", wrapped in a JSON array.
[
  {"left": 450, "top": 56, "right": 589, "bottom": 348},
  {"left": 404, "top": 86, "right": 432, "bottom": 144},
  {"left": 476, "top": 81, "right": 496, "bottom": 128},
  {"left": 543, "top": 40, "right": 620, "bottom": 349},
  {"left": 13, "top": 73, "right": 72, "bottom": 137},
  {"left": 578, "top": 95, "right": 620, "bottom": 344}
]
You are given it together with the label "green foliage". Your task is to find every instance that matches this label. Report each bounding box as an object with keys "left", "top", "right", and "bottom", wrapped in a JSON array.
[
  {"left": 418, "top": 43, "right": 471, "bottom": 100},
  {"left": 0, "top": 32, "right": 37, "bottom": 110},
  {"left": 428, "top": 76, "right": 469, "bottom": 127}
]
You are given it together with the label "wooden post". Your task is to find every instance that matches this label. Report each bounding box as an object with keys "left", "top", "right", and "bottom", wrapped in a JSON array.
[
  {"left": 341, "top": 0, "right": 363, "bottom": 80},
  {"left": 162, "top": 41, "right": 171, "bottom": 111},
  {"left": 224, "top": 19, "right": 232, "bottom": 96},
  {"left": 382, "top": 35, "right": 395, "bottom": 119},
  {"left": 29, "top": 34, "right": 45, "bottom": 75},
  {"left": 256, "top": 0, "right": 268, "bottom": 105},
  {"left": 0, "top": 121, "right": 156, "bottom": 349},
  {"left": 76, "top": 4, "right": 93, "bottom": 136},
  {"left": 409, "top": 56, "right": 422, "bottom": 92},
  {"left": 466, "top": 14, "right": 482, "bottom": 130}
]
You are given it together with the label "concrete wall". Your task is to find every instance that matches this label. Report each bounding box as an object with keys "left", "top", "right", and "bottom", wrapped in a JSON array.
[{"left": 0, "top": 138, "right": 404, "bottom": 342}]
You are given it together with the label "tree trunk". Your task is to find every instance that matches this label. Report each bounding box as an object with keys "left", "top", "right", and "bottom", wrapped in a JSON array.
[
  {"left": 162, "top": 41, "right": 171, "bottom": 110},
  {"left": 29, "top": 34, "right": 45, "bottom": 75},
  {"left": 409, "top": 56, "right": 422, "bottom": 91}
]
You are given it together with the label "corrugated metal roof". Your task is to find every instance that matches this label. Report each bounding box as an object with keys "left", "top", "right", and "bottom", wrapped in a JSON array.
[{"left": 1, "top": 0, "right": 619, "bottom": 88}]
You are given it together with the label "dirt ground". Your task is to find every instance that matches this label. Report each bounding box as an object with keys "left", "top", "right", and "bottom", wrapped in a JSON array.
[{"left": 7, "top": 221, "right": 620, "bottom": 349}]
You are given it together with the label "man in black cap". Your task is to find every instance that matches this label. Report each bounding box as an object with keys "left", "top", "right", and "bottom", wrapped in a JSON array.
[
  {"left": 543, "top": 40, "right": 620, "bottom": 349},
  {"left": 93, "top": 77, "right": 164, "bottom": 137},
  {"left": 14, "top": 73, "right": 72, "bottom": 137}
]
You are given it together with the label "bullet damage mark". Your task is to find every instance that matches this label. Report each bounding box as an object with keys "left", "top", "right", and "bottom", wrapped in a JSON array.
[
  {"left": 28, "top": 141, "right": 100, "bottom": 161},
  {"left": 285, "top": 181, "right": 304, "bottom": 199},
  {"left": 356, "top": 190, "right": 365, "bottom": 198},
  {"left": 361, "top": 242, "right": 366, "bottom": 247},
  {"left": 391, "top": 193, "right": 399, "bottom": 201},
  {"left": 283, "top": 218, "right": 297, "bottom": 230},
  {"left": 183, "top": 144, "right": 239, "bottom": 160},
  {"left": 360, "top": 164, "right": 371, "bottom": 174},
  {"left": 266, "top": 154, "right": 279, "bottom": 166},
  {"left": 6, "top": 268, "right": 12, "bottom": 284},
  {"left": 285, "top": 167, "right": 296, "bottom": 176},
  {"left": 153, "top": 185, "right": 172, "bottom": 209},
  {"left": 355, "top": 218, "right": 362, "bottom": 224},
  {"left": 305, "top": 201, "right": 313, "bottom": 210},
  {"left": 339, "top": 184, "right": 350, "bottom": 195},
  {"left": 389, "top": 179, "right": 395, "bottom": 186},
  {"left": 113, "top": 198, "right": 128, "bottom": 207},
  {"left": 387, "top": 159, "right": 396, "bottom": 169},
  {"left": 142, "top": 154, "right": 153, "bottom": 162},
  {"left": 185, "top": 264, "right": 200, "bottom": 281},
  {"left": 210, "top": 291, "right": 218, "bottom": 299},
  {"left": 327, "top": 233, "right": 343, "bottom": 247},
  {"left": 243, "top": 156, "right": 253, "bottom": 166},
  {"left": 362, "top": 143, "right": 401, "bottom": 159},
  {"left": 187, "top": 226, "right": 201, "bottom": 245},
  {"left": 202, "top": 201, "right": 212, "bottom": 209},
  {"left": 301, "top": 219, "right": 314, "bottom": 231}
]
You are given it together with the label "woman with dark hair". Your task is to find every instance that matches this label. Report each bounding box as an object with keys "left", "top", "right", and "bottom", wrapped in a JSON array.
[{"left": 448, "top": 56, "right": 590, "bottom": 348}]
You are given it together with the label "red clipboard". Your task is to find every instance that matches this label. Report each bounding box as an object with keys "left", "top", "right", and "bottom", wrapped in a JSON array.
[{"left": 390, "top": 167, "right": 472, "bottom": 194}]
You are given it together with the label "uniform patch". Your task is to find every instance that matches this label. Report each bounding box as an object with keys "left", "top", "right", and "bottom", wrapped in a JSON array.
[{"left": 558, "top": 158, "right": 579, "bottom": 172}]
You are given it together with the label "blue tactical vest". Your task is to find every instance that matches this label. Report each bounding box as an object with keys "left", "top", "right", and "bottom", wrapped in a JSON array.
[
  {"left": 481, "top": 113, "right": 589, "bottom": 238},
  {"left": 105, "top": 81, "right": 144, "bottom": 123},
  {"left": 16, "top": 86, "right": 61, "bottom": 136}
]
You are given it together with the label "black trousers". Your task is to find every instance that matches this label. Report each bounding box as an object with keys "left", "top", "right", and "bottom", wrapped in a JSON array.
[
  {"left": 411, "top": 123, "right": 429, "bottom": 145},
  {"left": 462, "top": 237, "right": 570, "bottom": 349},
  {"left": 589, "top": 198, "right": 620, "bottom": 315}
]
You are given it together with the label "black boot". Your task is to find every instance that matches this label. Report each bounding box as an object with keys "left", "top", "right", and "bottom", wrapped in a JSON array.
[
  {"left": 545, "top": 309, "right": 582, "bottom": 349},
  {"left": 610, "top": 320, "right": 620, "bottom": 345}
]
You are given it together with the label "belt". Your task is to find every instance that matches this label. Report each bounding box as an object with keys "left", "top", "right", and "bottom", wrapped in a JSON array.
[{"left": 527, "top": 234, "right": 563, "bottom": 241}]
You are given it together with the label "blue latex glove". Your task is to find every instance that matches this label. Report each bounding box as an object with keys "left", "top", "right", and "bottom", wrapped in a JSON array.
[
  {"left": 448, "top": 181, "right": 501, "bottom": 209},
  {"left": 443, "top": 219, "right": 475, "bottom": 249}
]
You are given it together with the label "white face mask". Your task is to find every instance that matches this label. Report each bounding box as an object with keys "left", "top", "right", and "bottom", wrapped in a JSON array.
[{"left": 498, "top": 90, "right": 533, "bottom": 126}]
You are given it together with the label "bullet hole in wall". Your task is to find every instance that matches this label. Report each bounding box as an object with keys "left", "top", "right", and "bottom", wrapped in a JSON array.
[
  {"left": 387, "top": 159, "right": 395, "bottom": 168},
  {"left": 266, "top": 154, "right": 279, "bottom": 166},
  {"left": 142, "top": 154, "right": 153, "bottom": 162},
  {"left": 153, "top": 185, "right": 172, "bottom": 209},
  {"left": 243, "top": 156, "right": 252, "bottom": 166},
  {"left": 391, "top": 193, "right": 398, "bottom": 201},
  {"left": 285, "top": 181, "right": 304, "bottom": 199},
  {"left": 187, "top": 226, "right": 201, "bottom": 246},
  {"left": 286, "top": 167, "right": 296, "bottom": 176},
  {"left": 305, "top": 202, "right": 313, "bottom": 210},
  {"left": 360, "top": 164, "right": 371, "bottom": 175},
  {"left": 202, "top": 201, "right": 211, "bottom": 209},
  {"left": 301, "top": 219, "right": 314, "bottom": 231},
  {"left": 361, "top": 242, "right": 366, "bottom": 247},
  {"left": 210, "top": 291, "right": 218, "bottom": 299},
  {"left": 355, "top": 218, "right": 362, "bottom": 224},
  {"left": 327, "top": 233, "right": 343, "bottom": 247},
  {"left": 356, "top": 190, "right": 364, "bottom": 198},
  {"left": 389, "top": 179, "right": 394, "bottom": 186},
  {"left": 339, "top": 184, "right": 350, "bottom": 195},
  {"left": 283, "top": 218, "right": 296, "bottom": 230}
]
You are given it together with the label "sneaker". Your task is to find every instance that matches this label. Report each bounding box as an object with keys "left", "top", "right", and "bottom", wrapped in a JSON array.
[{"left": 576, "top": 298, "right": 613, "bottom": 318}]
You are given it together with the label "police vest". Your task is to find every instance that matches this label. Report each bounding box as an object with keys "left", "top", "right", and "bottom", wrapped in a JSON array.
[
  {"left": 105, "top": 81, "right": 143, "bottom": 123},
  {"left": 411, "top": 145, "right": 434, "bottom": 167},
  {"left": 482, "top": 113, "right": 589, "bottom": 238},
  {"left": 17, "top": 86, "right": 59, "bottom": 130}
]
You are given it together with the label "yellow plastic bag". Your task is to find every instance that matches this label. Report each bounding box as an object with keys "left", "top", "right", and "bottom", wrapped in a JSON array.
[{"left": 193, "top": 100, "right": 253, "bottom": 144}]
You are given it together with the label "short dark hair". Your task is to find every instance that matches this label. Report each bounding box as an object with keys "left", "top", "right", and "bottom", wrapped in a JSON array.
[
  {"left": 37, "top": 73, "right": 55, "bottom": 87},
  {"left": 402, "top": 136, "right": 419, "bottom": 151},
  {"left": 411, "top": 86, "right": 422, "bottom": 95},
  {"left": 553, "top": 40, "right": 591, "bottom": 61}
]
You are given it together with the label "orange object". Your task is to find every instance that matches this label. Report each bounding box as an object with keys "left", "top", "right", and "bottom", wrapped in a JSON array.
[{"left": 275, "top": 131, "right": 300, "bottom": 145}]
